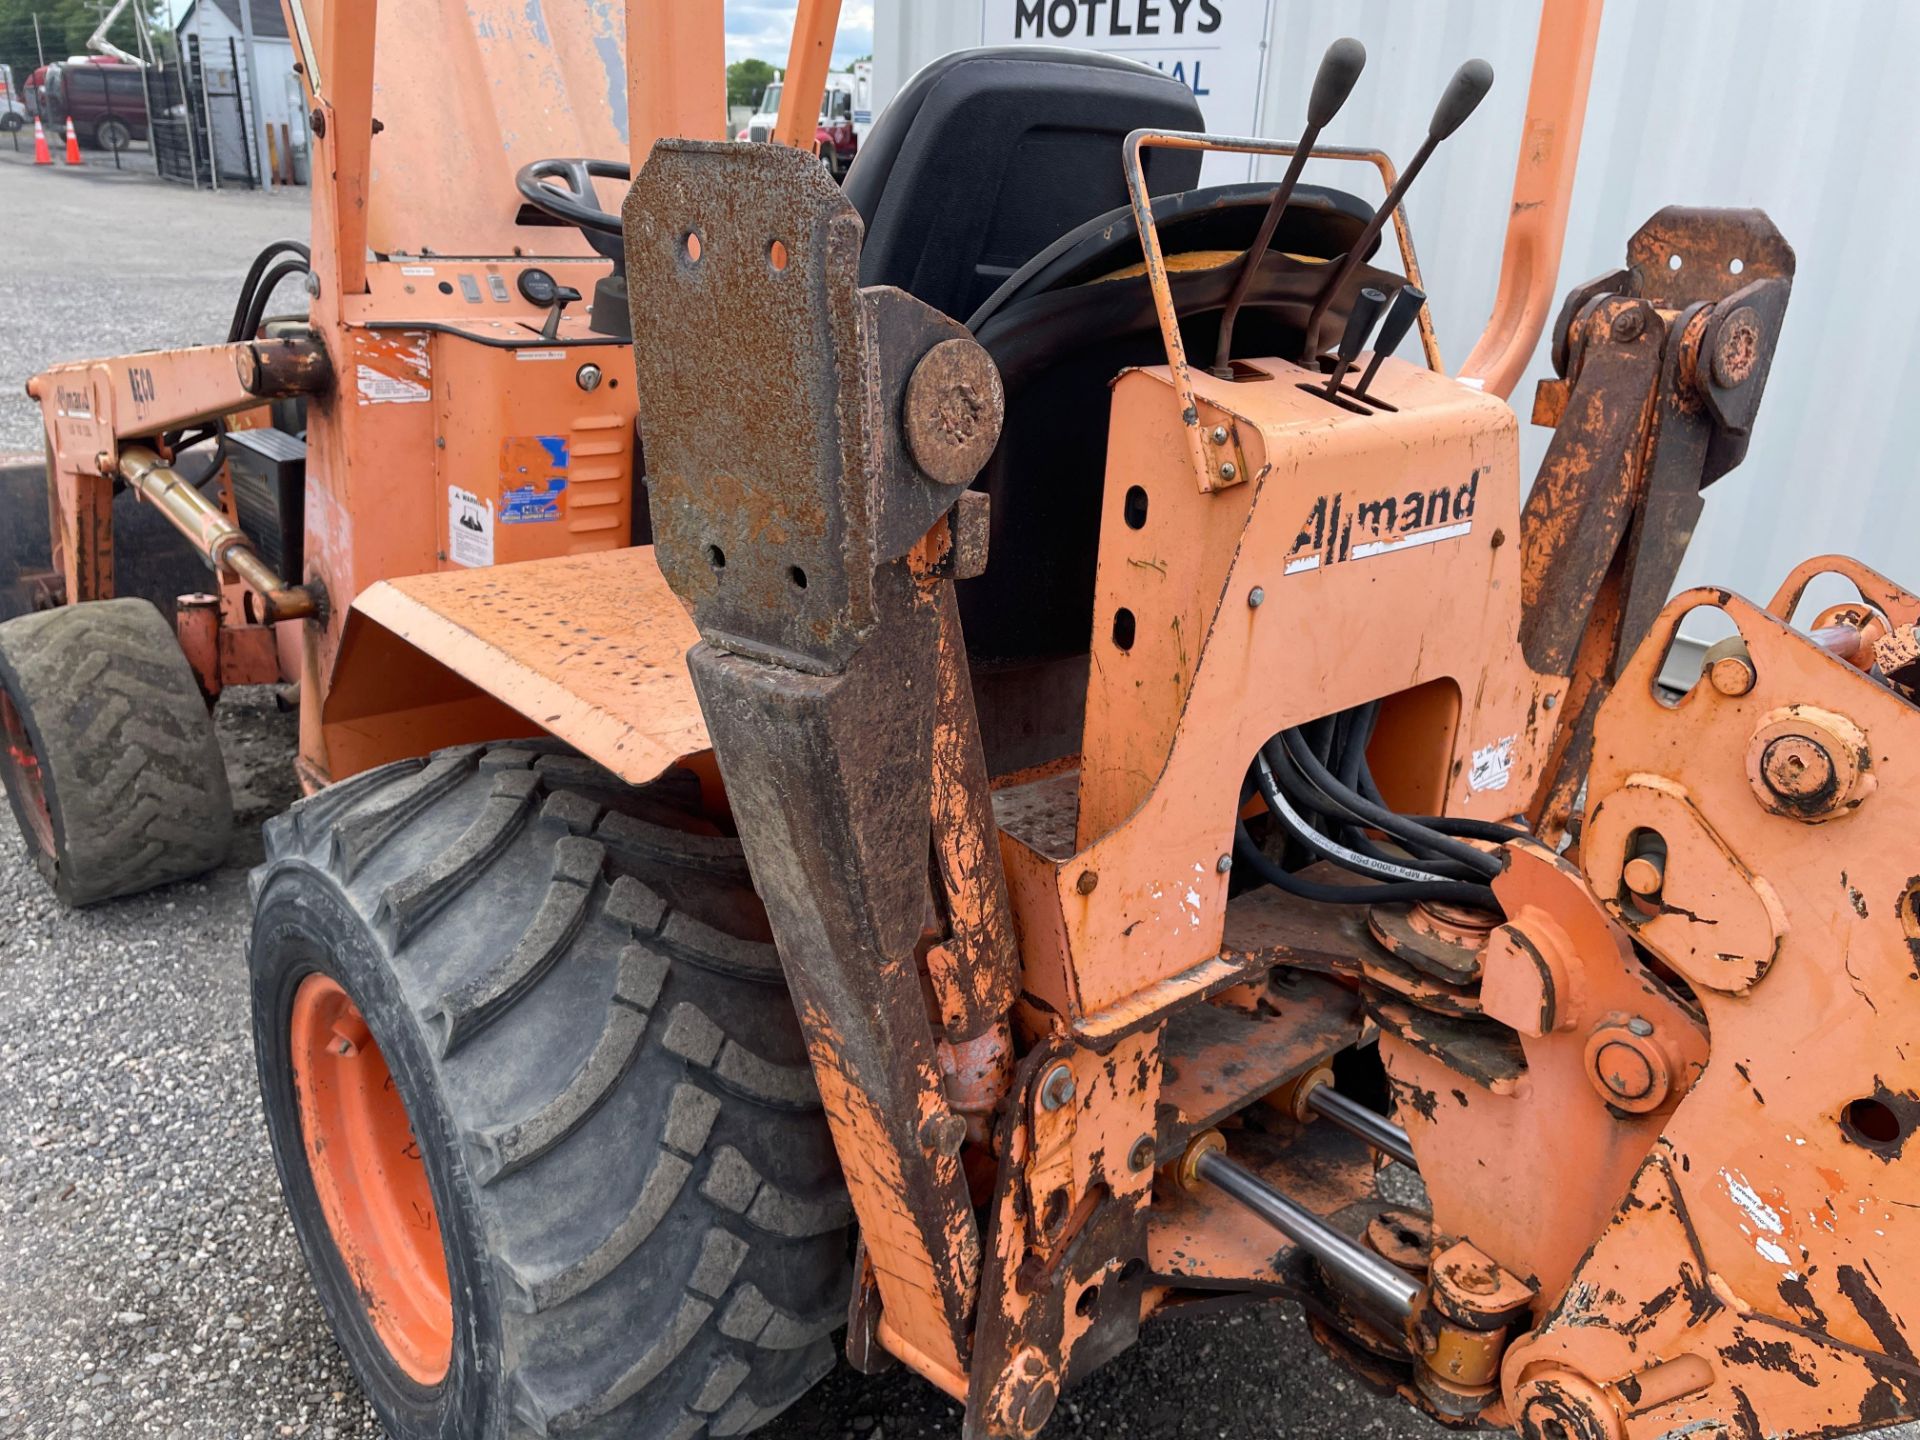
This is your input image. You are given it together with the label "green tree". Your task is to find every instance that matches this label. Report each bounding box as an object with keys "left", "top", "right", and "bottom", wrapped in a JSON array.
[
  {"left": 726, "top": 57, "right": 776, "bottom": 111},
  {"left": 843, "top": 53, "right": 870, "bottom": 72}
]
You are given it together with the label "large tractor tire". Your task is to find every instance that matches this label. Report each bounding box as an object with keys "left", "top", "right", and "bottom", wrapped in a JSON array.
[
  {"left": 249, "top": 740, "right": 852, "bottom": 1439},
  {"left": 0, "top": 598, "right": 233, "bottom": 904}
]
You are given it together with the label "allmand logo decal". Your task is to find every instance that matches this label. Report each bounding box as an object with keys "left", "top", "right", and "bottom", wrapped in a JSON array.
[{"left": 1285, "top": 469, "right": 1481, "bottom": 575}]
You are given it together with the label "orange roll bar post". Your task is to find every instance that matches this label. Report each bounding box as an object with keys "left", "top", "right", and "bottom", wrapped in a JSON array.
[
  {"left": 627, "top": 0, "right": 726, "bottom": 167},
  {"left": 773, "top": 0, "right": 841, "bottom": 151},
  {"left": 1457, "top": 0, "right": 1604, "bottom": 399}
]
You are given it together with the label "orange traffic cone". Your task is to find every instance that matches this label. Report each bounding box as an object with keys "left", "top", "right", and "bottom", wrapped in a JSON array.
[
  {"left": 31, "top": 116, "right": 52, "bottom": 166},
  {"left": 63, "top": 116, "right": 82, "bottom": 165}
]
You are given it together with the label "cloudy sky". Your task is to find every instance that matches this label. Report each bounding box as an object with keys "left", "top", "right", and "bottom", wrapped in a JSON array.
[{"left": 725, "top": 1, "right": 875, "bottom": 67}]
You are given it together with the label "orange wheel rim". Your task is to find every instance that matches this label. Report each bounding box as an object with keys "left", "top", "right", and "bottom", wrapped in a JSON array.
[
  {"left": 290, "top": 974, "right": 453, "bottom": 1385},
  {"left": 0, "top": 688, "right": 54, "bottom": 858}
]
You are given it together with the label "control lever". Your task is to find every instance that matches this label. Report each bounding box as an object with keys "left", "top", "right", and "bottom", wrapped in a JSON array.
[
  {"left": 1354, "top": 284, "right": 1427, "bottom": 397},
  {"left": 1298, "top": 58, "right": 1494, "bottom": 361},
  {"left": 1323, "top": 286, "right": 1388, "bottom": 398},
  {"left": 539, "top": 284, "right": 583, "bottom": 342},
  {"left": 1211, "top": 37, "right": 1367, "bottom": 379}
]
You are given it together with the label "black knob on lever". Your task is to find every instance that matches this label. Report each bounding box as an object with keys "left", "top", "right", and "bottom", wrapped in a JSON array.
[
  {"left": 1211, "top": 37, "right": 1367, "bottom": 378},
  {"left": 1355, "top": 284, "right": 1427, "bottom": 397},
  {"left": 1428, "top": 59, "right": 1495, "bottom": 141},
  {"left": 1324, "top": 286, "right": 1388, "bottom": 399}
]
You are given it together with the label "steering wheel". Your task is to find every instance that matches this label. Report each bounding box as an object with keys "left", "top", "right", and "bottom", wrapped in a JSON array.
[{"left": 515, "top": 157, "right": 629, "bottom": 238}]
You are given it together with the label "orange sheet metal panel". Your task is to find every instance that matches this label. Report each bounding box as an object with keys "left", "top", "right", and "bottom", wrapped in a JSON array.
[
  {"left": 1032, "top": 354, "right": 1562, "bottom": 1027},
  {"left": 340, "top": 547, "right": 709, "bottom": 784},
  {"left": 359, "top": 0, "right": 629, "bottom": 261}
]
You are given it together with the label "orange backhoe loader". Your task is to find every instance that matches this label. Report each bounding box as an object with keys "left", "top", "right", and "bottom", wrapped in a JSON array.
[{"left": 3, "top": 0, "right": 1917, "bottom": 1437}]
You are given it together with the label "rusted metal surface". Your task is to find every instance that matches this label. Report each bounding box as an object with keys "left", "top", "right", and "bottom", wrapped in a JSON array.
[
  {"left": 624, "top": 139, "right": 999, "bottom": 675},
  {"left": 965, "top": 1035, "right": 1161, "bottom": 1439},
  {"left": 904, "top": 339, "right": 1005, "bottom": 489},
  {"left": 1154, "top": 980, "right": 1361, "bottom": 1160},
  {"left": 626, "top": 139, "right": 1009, "bottom": 1387},
  {"left": 1519, "top": 209, "right": 1795, "bottom": 842},
  {"left": 928, "top": 582, "right": 1021, "bottom": 1046}
]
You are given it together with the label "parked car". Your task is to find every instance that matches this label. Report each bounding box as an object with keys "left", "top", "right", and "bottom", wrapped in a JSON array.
[
  {"left": 0, "top": 65, "right": 25, "bottom": 130},
  {"left": 43, "top": 59, "right": 152, "bottom": 150}
]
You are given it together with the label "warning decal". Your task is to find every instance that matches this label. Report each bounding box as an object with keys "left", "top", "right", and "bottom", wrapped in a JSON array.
[
  {"left": 448, "top": 485, "right": 494, "bottom": 568},
  {"left": 1468, "top": 735, "right": 1517, "bottom": 793}
]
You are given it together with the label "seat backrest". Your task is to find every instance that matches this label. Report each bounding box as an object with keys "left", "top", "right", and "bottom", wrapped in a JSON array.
[{"left": 844, "top": 48, "right": 1205, "bottom": 320}]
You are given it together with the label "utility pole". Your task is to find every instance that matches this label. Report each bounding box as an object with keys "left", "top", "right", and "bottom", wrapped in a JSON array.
[
  {"left": 32, "top": 12, "right": 45, "bottom": 66},
  {"left": 234, "top": 0, "right": 271, "bottom": 191}
]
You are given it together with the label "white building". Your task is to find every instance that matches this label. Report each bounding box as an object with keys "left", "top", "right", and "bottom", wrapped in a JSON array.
[
  {"left": 873, "top": 0, "right": 1920, "bottom": 665},
  {"left": 174, "top": 0, "right": 305, "bottom": 184}
]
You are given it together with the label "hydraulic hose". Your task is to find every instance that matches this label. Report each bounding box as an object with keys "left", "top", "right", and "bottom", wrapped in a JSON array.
[
  {"left": 1234, "top": 819, "right": 1499, "bottom": 910},
  {"left": 1280, "top": 729, "right": 1503, "bottom": 879}
]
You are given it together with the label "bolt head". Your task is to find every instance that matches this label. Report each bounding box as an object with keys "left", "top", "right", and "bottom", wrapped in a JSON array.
[
  {"left": 1610, "top": 307, "right": 1646, "bottom": 342},
  {"left": 1247, "top": 586, "right": 1266, "bottom": 608},
  {"left": 919, "top": 1112, "right": 968, "bottom": 1156},
  {"left": 1210, "top": 425, "right": 1229, "bottom": 444},
  {"left": 1075, "top": 869, "right": 1099, "bottom": 895},
  {"left": 1219, "top": 461, "right": 1238, "bottom": 482},
  {"left": 1760, "top": 735, "right": 1837, "bottom": 804},
  {"left": 1216, "top": 853, "right": 1233, "bottom": 874},
  {"left": 1128, "top": 1135, "right": 1157, "bottom": 1172},
  {"left": 1626, "top": 1015, "right": 1654, "bottom": 1038},
  {"left": 1712, "top": 305, "right": 1762, "bottom": 388},
  {"left": 1039, "top": 1063, "right": 1076, "bottom": 1111}
]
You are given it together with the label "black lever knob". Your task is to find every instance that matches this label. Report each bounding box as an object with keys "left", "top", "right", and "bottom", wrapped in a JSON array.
[
  {"left": 1308, "top": 37, "right": 1368, "bottom": 127},
  {"left": 1428, "top": 59, "right": 1494, "bottom": 141},
  {"left": 1325, "top": 286, "right": 1388, "bottom": 398},
  {"left": 1355, "top": 284, "right": 1427, "bottom": 397}
]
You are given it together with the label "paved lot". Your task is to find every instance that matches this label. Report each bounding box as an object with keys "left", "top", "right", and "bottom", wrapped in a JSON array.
[
  {"left": 0, "top": 142, "right": 1907, "bottom": 1440},
  {"left": 0, "top": 145, "right": 308, "bottom": 455}
]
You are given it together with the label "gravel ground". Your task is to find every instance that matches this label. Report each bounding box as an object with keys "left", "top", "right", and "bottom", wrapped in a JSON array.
[{"left": 1, "top": 137, "right": 1908, "bottom": 1440}]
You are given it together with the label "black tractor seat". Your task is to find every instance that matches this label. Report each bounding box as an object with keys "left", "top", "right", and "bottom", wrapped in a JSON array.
[{"left": 844, "top": 47, "right": 1206, "bottom": 322}]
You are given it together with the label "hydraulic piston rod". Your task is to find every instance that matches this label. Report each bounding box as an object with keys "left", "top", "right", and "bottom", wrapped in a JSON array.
[
  {"left": 117, "top": 445, "right": 321, "bottom": 623},
  {"left": 1192, "top": 1143, "right": 1424, "bottom": 1324},
  {"left": 1306, "top": 1085, "right": 1419, "bottom": 1170}
]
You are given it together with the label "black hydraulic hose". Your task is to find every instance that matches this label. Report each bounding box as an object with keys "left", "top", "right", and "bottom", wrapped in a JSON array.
[
  {"left": 1234, "top": 820, "right": 1500, "bottom": 910},
  {"left": 236, "top": 258, "right": 311, "bottom": 345},
  {"left": 1257, "top": 748, "right": 1484, "bottom": 881},
  {"left": 1349, "top": 748, "right": 1534, "bottom": 844},
  {"left": 1280, "top": 729, "right": 1503, "bottom": 879},
  {"left": 1336, "top": 701, "right": 1376, "bottom": 794},
  {"left": 228, "top": 240, "right": 311, "bottom": 343},
  {"left": 1254, "top": 755, "right": 1457, "bottom": 885}
]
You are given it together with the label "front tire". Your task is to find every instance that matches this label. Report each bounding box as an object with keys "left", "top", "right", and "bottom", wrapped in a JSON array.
[
  {"left": 0, "top": 598, "right": 232, "bottom": 904},
  {"left": 250, "top": 741, "right": 851, "bottom": 1439},
  {"left": 95, "top": 116, "right": 131, "bottom": 152}
]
